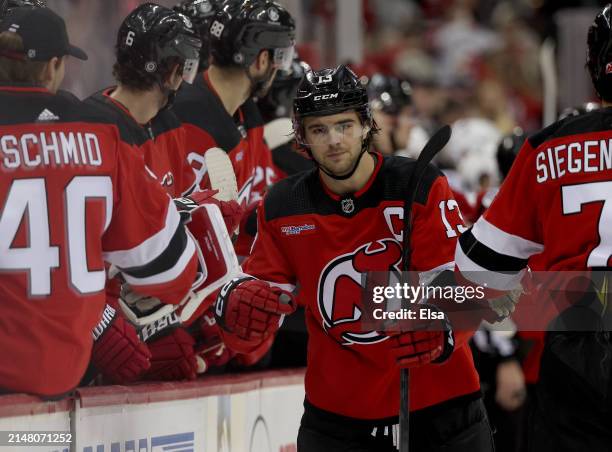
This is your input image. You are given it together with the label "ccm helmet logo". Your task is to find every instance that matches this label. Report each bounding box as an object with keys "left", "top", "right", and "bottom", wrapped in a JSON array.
[{"left": 314, "top": 93, "right": 339, "bottom": 101}]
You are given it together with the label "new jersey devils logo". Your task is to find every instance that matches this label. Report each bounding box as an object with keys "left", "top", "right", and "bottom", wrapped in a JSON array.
[{"left": 317, "top": 239, "right": 402, "bottom": 345}]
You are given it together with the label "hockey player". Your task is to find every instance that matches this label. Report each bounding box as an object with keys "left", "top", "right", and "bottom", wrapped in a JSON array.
[
  {"left": 85, "top": 3, "right": 243, "bottom": 382},
  {"left": 85, "top": 2, "right": 201, "bottom": 198},
  {"left": 214, "top": 65, "right": 494, "bottom": 451},
  {"left": 174, "top": 0, "right": 296, "bottom": 256},
  {"left": 455, "top": 5, "right": 612, "bottom": 451},
  {"left": 0, "top": 6, "right": 198, "bottom": 397}
]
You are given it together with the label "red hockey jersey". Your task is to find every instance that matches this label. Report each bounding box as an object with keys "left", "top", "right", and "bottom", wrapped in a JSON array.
[
  {"left": 456, "top": 108, "right": 612, "bottom": 283},
  {"left": 0, "top": 85, "right": 197, "bottom": 396},
  {"left": 174, "top": 72, "right": 279, "bottom": 255},
  {"left": 242, "top": 153, "right": 480, "bottom": 419},
  {"left": 85, "top": 88, "right": 196, "bottom": 197}
]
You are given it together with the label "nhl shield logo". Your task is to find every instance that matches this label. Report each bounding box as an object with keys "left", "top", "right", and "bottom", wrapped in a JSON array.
[{"left": 341, "top": 198, "right": 355, "bottom": 214}]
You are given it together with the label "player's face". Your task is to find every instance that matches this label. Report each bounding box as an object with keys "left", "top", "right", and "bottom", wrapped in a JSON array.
[{"left": 303, "top": 111, "right": 367, "bottom": 176}]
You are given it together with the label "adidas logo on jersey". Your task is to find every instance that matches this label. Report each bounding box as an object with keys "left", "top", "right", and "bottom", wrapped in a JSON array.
[{"left": 36, "top": 109, "right": 59, "bottom": 122}]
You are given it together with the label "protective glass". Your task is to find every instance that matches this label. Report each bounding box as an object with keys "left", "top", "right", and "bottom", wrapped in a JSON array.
[
  {"left": 272, "top": 45, "right": 295, "bottom": 72},
  {"left": 301, "top": 121, "right": 365, "bottom": 146}
]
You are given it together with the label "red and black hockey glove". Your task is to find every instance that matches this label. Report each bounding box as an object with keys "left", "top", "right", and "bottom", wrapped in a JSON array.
[
  {"left": 214, "top": 276, "right": 296, "bottom": 351},
  {"left": 174, "top": 189, "right": 243, "bottom": 234},
  {"left": 389, "top": 304, "right": 455, "bottom": 368},
  {"left": 191, "top": 310, "right": 234, "bottom": 372},
  {"left": 133, "top": 312, "right": 201, "bottom": 381},
  {"left": 91, "top": 304, "right": 151, "bottom": 384}
]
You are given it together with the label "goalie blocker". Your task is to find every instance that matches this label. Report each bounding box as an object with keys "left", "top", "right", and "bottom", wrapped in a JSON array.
[{"left": 119, "top": 196, "right": 241, "bottom": 339}]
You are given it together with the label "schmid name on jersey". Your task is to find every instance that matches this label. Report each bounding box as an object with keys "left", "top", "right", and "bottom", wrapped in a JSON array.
[{"left": 1, "top": 132, "right": 103, "bottom": 169}]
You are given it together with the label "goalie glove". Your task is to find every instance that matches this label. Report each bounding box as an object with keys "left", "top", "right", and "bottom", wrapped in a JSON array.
[
  {"left": 90, "top": 304, "right": 151, "bottom": 384},
  {"left": 118, "top": 199, "right": 241, "bottom": 327},
  {"left": 214, "top": 277, "right": 297, "bottom": 351},
  {"left": 388, "top": 304, "right": 455, "bottom": 368}
]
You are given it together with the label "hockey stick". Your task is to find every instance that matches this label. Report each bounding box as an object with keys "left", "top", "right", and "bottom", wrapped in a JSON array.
[
  {"left": 399, "top": 124, "right": 452, "bottom": 452},
  {"left": 204, "top": 147, "right": 239, "bottom": 202}
]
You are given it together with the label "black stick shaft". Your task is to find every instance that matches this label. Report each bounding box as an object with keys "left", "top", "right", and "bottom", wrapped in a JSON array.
[
  {"left": 400, "top": 369, "right": 410, "bottom": 452},
  {"left": 398, "top": 125, "right": 451, "bottom": 452}
]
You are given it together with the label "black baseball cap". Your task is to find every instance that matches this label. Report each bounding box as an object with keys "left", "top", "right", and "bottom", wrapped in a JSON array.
[{"left": 0, "top": 6, "right": 87, "bottom": 61}]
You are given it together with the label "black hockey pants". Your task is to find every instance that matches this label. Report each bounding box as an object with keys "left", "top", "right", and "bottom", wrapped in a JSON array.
[{"left": 297, "top": 394, "right": 495, "bottom": 452}]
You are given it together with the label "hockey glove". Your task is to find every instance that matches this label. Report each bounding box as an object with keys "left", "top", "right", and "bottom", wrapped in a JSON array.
[
  {"left": 142, "top": 327, "right": 202, "bottom": 381},
  {"left": 214, "top": 277, "right": 296, "bottom": 351},
  {"left": 389, "top": 304, "right": 455, "bottom": 368},
  {"left": 191, "top": 310, "right": 234, "bottom": 371},
  {"left": 91, "top": 304, "right": 151, "bottom": 384},
  {"left": 136, "top": 309, "right": 202, "bottom": 381}
]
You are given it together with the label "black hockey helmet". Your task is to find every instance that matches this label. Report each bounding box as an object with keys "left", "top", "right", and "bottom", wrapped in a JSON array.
[
  {"left": 587, "top": 4, "right": 612, "bottom": 102},
  {"left": 257, "top": 55, "right": 309, "bottom": 122},
  {"left": 558, "top": 101, "right": 601, "bottom": 120},
  {"left": 173, "top": 0, "right": 224, "bottom": 71},
  {"left": 366, "top": 73, "right": 412, "bottom": 116},
  {"left": 209, "top": 0, "right": 295, "bottom": 70},
  {"left": 293, "top": 64, "right": 372, "bottom": 126},
  {"left": 496, "top": 127, "right": 525, "bottom": 179},
  {"left": 115, "top": 3, "right": 202, "bottom": 88}
]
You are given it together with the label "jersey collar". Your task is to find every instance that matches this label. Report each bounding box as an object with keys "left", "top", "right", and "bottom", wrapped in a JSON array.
[
  {"left": 0, "top": 82, "right": 50, "bottom": 94},
  {"left": 319, "top": 151, "right": 383, "bottom": 201},
  {"left": 102, "top": 87, "right": 146, "bottom": 127}
]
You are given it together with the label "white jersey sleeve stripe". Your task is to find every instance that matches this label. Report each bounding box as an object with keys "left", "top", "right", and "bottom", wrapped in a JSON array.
[
  {"left": 121, "top": 236, "right": 196, "bottom": 287},
  {"left": 455, "top": 244, "right": 525, "bottom": 291},
  {"left": 472, "top": 217, "right": 544, "bottom": 259},
  {"left": 103, "top": 198, "right": 180, "bottom": 269}
]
